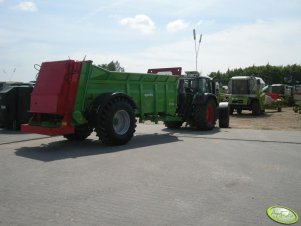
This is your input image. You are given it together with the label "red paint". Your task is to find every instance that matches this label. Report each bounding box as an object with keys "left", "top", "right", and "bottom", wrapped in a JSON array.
[
  {"left": 22, "top": 60, "right": 82, "bottom": 136},
  {"left": 21, "top": 124, "right": 74, "bottom": 136},
  {"left": 30, "top": 60, "right": 81, "bottom": 115},
  {"left": 147, "top": 67, "right": 182, "bottom": 76},
  {"left": 206, "top": 103, "right": 214, "bottom": 125},
  {"left": 266, "top": 92, "right": 280, "bottom": 100}
]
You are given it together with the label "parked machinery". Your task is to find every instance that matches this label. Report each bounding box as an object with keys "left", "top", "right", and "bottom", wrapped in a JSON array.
[
  {"left": 227, "top": 76, "right": 265, "bottom": 115},
  {"left": 263, "top": 84, "right": 294, "bottom": 106},
  {"left": 293, "top": 85, "right": 301, "bottom": 114},
  {"left": 0, "top": 84, "right": 33, "bottom": 130},
  {"left": 21, "top": 60, "right": 229, "bottom": 145}
]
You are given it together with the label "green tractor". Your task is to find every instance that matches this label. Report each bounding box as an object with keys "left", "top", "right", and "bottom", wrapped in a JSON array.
[
  {"left": 227, "top": 76, "right": 266, "bottom": 115},
  {"left": 166, "top": 71, "right": 230, "bottom": 130}
]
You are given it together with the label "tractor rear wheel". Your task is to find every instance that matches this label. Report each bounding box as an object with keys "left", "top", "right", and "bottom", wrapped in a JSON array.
[
  {"left": 194, "top": 98, "right": 217, "bottom": 130},
  {"left": 95, "top": 97, "right": 136, "bottom": 145},
  {"left": 64, "top": 124, "right": 92, "bottom": 141}
]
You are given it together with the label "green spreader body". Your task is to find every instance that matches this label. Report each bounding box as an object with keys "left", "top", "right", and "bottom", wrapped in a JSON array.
[
  {"left": 22, "top": 60, "right": 179, "bottom": 136},
  {"left": 74, "top": 61, "right": 179, "bottom": 124}
]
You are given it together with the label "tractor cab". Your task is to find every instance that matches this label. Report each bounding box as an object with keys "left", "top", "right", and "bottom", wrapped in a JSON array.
[{"left": 179, "top": 72, "right": 215, "bottom": 95}]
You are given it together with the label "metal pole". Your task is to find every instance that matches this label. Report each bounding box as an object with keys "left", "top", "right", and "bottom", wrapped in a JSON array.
[
  {"left": 193, "top": 29, "right": 197, "bottom": 71},
  {"left": 193, "top": 29, "right": 202, "bottom": 72}
]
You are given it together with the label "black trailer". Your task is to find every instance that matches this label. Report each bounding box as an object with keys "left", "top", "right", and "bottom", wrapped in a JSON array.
[{"left": 0, "top": 85, "right": 33, "bottom": 130}]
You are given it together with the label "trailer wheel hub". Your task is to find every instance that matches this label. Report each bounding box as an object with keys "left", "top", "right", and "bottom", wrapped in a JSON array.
[{"left": 113, "top": 110, "right": 130, "bottom": 135}]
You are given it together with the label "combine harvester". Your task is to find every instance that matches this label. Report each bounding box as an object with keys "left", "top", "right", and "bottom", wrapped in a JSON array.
[
  {"left": 22, "top": 60, "right": 229, "bottom": 145},
  {"left": 227, "top": 76, "right": 266, "bottom": 115}
]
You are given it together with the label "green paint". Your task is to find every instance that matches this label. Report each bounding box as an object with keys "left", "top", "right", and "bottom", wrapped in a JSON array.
[
  {"left": 72, "top": 61, "right": 180, "bottom": 125},
  {"left": 267, "top": 206, "right": 299, "bottom": 225}
]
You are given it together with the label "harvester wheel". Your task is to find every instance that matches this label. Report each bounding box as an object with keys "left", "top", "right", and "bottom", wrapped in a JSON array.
[
  {"left": 64, "top": 124, "right": 92, "bottom": 141},
  {"left": 277, "top": 106, "right": 282, "bottom": 112},
  {"left": 164, "top": 121, "right": 182, "bottom": 129},
  {"left": 194, "top": 98, "right": 217, "bottom": 130},
  {"left": 251, "top": 100, "right": 260, "bottom": 115},
  {"left": 96, "top": 97, "right": 136, "bottom": 145}
]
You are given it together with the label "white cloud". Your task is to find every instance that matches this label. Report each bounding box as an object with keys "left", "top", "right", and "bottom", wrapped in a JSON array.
[
  {"left": 201, "top": 19, "right": 301, "bottom": 74},
  {"left": 14, "top": 1, "right": 37, "bottom": 12},
  {"left": 116, "top": 19, "right": 301, "bottom": 76},
  {"left": 166, "top": 19, "right": 189, "bottom": 33},
  {"left": 120, "top": 14, "right": 155, "bottom": 35}
]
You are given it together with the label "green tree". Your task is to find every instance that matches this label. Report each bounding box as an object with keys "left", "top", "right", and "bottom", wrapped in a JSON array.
[
  {"left": 209, "top": 64, "right": 301, "bottom": 85},
  {"left": 99, "top": 61, "right": 125, "bottom": 72}
]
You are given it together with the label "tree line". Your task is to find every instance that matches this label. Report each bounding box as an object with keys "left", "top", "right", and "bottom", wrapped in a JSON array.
[
  {"left": 98, "top": 61, "right": 124, "bottom": 72},
  {"left": 208, "top": 64, "right": 301, "bottom": 86},
  {"left": 98, "top": 61, "right": 301, "bottom": 87}
]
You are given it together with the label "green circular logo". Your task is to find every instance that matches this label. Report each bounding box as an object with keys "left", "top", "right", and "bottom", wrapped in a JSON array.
[{"left": 267, "top": 206, "right": 299, "bottom": 225}]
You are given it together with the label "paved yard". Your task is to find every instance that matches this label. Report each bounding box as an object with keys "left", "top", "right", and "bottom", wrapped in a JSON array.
[{"left": 0, "top": 124, "right": 300, "bottom": 226}]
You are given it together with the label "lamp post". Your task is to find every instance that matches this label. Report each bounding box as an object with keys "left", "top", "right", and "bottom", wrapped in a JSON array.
[{"left": 193, "top": 29, "right": 202, "bottom": 72}]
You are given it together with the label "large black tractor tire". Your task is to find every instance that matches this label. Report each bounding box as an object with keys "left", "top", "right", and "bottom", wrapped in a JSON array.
[
  {"left": 95, "top": 97, "right": 136, "bottom": 146},
  {"left": 64, "top": 124, "right": 92, "bottom": 141},
  {"left": 193, "top": 98, "right": 217, "bottom": 130},
  {"left": 218, "top": 106, "right": 230, "bottom": 128},
  {"left": 164, "top": 121, "right": 183, "bottom": 129},
  {"left": 251, "top": 100, "right": 260, "bottom": 116}
]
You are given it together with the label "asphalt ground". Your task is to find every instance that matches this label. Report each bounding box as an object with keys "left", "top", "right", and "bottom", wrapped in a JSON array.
[{"left": 0, "top": 124, "right": 300, "bottom": 226}]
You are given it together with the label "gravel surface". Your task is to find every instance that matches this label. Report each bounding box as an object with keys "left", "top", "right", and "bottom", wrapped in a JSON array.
[{"left": 228, "top": 107, "right": 301, "bottom": 131}]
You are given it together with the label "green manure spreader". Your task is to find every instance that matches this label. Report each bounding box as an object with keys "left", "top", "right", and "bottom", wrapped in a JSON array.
[{"left": 22, "top": 60, "right": 229, "bottom": 145}]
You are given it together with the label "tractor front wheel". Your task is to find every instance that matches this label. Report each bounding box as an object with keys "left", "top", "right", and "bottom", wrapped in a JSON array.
[
  {"left": 251, "top": 100, "right": 260, "bottom": 115},
  {"left": 218, "top": 106, "right": 230, "bottom": 128}
]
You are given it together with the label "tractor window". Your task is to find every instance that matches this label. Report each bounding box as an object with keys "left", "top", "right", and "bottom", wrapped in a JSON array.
[
  {"left": 191, "top": 80, "right": 198, "bottom": 90},
  {"left": 198, "top": 78, "right": 211, "bottom": 93},
  {"left": 205, "top": 79, "right": 212, "bottom": 93},
  {"left": 271, "top": 86, "right": 284, "bottom": 94}
]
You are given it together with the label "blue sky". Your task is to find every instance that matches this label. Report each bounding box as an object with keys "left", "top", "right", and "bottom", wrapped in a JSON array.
[{"left": 0, "top": 0, "right": 301, "bottom": 82}]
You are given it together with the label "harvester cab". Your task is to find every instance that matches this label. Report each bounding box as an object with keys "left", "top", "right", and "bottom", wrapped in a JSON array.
[{"left": 228, "top": 76, "right": 265, "bottom": 115}]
